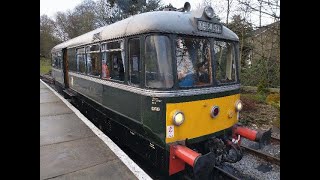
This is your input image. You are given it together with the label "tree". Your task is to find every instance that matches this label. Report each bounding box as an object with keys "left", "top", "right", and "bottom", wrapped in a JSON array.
[
  {"left": 40, "top": 15, "right": 60, "bottom": 58},
  {"left": 54, "top": 11, "right": 70, "bottom": 41},
  {"left": 54, "top": 0, "right": 97, "bottom": 40},
  {"left": 142, "top": 0, "right": 162, "bottom": 12},
  {"left": 227, "top": 15, "right": 254, "bottom": 68},
  {"left": 109, "top": 0, "right": 162, "bottom": 19}
]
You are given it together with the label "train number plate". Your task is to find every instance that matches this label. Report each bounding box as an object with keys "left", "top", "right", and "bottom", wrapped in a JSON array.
[{"left": 197, "top": 20, "right": 222, "bottom": 33}]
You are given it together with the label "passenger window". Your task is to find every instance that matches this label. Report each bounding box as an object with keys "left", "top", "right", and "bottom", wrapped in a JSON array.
[
  {"left": 145, "top": 35, "right": 173, "bottom": 89},
  {"left": 129, "top": 38, "right": 140, "bottom": 85},
  {"left": 76, "top": 48, "right": 86, "bottom": 74},
  {"left": 52, "top": 53, "right": 57, "bottom": 68},
  {"left": 86, "top": 44, "right": 101, "bottom": 77},
  {"left": 52, "top": 52, "right": 62, "bottom": 69},
  {"left": 68, "top": 48, "right": 77, "bottom": 72},
  {"left": 57, "top": 52, "right": 62, "bottom": 69},
  {"left": 213, "top": 41, "right": 236, "bottom": 84},
  {"left": 101, "top": 41, "right": 125, "bottom": 81}
]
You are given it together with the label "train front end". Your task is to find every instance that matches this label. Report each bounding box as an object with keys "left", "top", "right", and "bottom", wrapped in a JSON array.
[{"left": 156, "top": 5, "right": 272, "bottom": 178}]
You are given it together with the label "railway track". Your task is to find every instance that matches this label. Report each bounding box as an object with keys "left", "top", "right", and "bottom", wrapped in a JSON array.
[
  {"left": 241, "top": 136, "right": 280, "bottom": 166},
  {"left": 40, "top": 74, "right": 54, "bottom": 84},
  {"left": 212, "top": 166, "right": 241, "bottom": 180},
  {"left": 270, "top": 136, "right": 280, "bottom": 144}
]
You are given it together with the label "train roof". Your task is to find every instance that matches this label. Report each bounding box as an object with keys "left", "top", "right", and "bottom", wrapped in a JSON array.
[{"left": 52, "top": 7, "right": 239, "bottom": 52}]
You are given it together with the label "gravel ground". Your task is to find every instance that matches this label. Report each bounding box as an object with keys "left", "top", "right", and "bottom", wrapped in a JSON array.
[
  {"left": 226, "top": 153, "right": 280, "bottom": 180},
  {"left": 224, "top": 136, "right": 280, "bottom": 180},
  {"left": 241, "top": 138, "right": 280, "bottom": 158},
  {"left": 271, "top": 126, "right": 280, "bottom": 139}
]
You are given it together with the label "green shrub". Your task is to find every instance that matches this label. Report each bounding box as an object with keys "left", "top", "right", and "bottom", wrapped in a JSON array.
[
  {"left": 40, "top": 58, "right": 51, "bottom": 75},
  {"left": 255, "top": 93, "right": 267, "bottom": 103},
  {"left": 257, "top": 79, "right": 269, "bottom": 94}
]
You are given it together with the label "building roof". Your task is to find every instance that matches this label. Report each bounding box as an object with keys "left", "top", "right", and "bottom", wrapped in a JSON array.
[{"left": 252, "top": 21, "right": 280, "bottom": 37}]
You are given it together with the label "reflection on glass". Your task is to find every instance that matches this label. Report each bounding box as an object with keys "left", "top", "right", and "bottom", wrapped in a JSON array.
[
  {"left": 129, "top": 38, "right": 140, "bottom": 85},
  {"left": 102, "top": 40, "right": 124, "bottom": 81},
  {"left": 145, "top": 35, "right": 173, "bottom": 89},
  {"left": 213, "top": 41, "right": 236, "bottom": 84}
]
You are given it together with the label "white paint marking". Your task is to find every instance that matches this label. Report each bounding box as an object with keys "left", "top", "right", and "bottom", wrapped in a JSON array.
[{"left": 40, "top": 79, "right": 152, "bottom": 180}]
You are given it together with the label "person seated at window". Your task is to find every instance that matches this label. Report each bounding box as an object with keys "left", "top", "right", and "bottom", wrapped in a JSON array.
[
  {"left": 177, "top": 56, "right": 195, "bottom": 87},
  {"left": 196, "top": 61, "right": 210, "bottom": 84},
  {"left": 176, "top": 38, "right": 197, "bottom": 87},
  {"left": 102, "top": 61, "right": 110, "bottom": 79},
  {"left": 118, "top": 60, "right": 124, "bottom": 81}
]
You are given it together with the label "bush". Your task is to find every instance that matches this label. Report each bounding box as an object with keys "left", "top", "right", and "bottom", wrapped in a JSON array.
[
  {"left": 257, "top": 79, "right": 269, "bottom": 94},
  {"left": 273, "top": 117, "right": 280, "bottom": 128},
  {"left": 266, "top": 93, "right": 280, "bottom": 104},
  {"left": 241, "top": 95, "right": 257, "bottom": 111},
  {"left": 241, "top": 93, "right": 267, "bottom": 104},
  {"left": 40, "top": 58, "right": 51, "bottom": 75}
]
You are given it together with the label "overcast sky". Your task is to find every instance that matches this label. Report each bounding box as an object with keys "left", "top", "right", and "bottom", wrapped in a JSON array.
[{"left": 40, "top": 0, "right": 279, "bottom": 27}]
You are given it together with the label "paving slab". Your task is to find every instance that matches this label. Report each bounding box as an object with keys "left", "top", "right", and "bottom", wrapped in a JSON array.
[
  {"left": 40, "top": 136, "right": 119, "bottom": 179},
  {"left": 40, "top": 92, "right": 61, "bottom": 103},
  {"left": 49, "top": 159, "right": 136, "bottom": 180},
  {"left": 40, "top": 113, "right": 95, "bottom": 146},
  {"left": 40, "top": 102, "right": 73, "bottom": 117},
  {"left": 40, "top": 80, "right": 140, "bottom": 180}
]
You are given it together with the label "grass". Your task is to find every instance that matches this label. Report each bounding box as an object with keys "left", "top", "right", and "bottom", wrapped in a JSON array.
[
  {"left": 240, "top": 92, "right": 280, "bottom": 128},
  {"left": 241, "top": 93, "right": 267, "bottom": 104},
  {"left": 273, "top": 117, "right": 280, "bottom": 128},
  {"left": 40, "top": 57, "right": 51, "bottom": 75}
]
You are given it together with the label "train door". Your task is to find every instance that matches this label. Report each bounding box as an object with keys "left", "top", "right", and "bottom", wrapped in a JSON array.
[{"left": 62, "top": 48, "right": 69, "bottom": 88}]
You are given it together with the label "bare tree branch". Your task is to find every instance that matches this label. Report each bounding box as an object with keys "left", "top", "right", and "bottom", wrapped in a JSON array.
[{"left": 237, "top": 0, "right": 280, "bottom": 19}]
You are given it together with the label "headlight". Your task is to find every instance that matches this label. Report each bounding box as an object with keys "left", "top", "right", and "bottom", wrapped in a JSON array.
[
  {"left": 204, "top": 6, "right": 214, "bottom": 19},
  {"left": 173, "top": 111, "right": 185, "bottom": 126},
  {"left": 235, "top": 100, "right": 243, "bottom": 111}
]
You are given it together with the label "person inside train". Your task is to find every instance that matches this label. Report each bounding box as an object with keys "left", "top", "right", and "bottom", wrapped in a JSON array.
[
  {"left": 177, "top": 39, "right": 195, "bottom": 87},
  {"left": 196, "top": 61, "right": 210, "bottom": 84},
  {"left": 102, "top": 59, "right": 110, "bottom": 79},
  {"left": 118, "top": 59, "right": 124, "bottom": 81}
]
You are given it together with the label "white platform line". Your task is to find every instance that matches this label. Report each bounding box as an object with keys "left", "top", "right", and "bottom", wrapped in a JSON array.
[{"left": 40, "top": 79, "right": 153, "bottom": 180}]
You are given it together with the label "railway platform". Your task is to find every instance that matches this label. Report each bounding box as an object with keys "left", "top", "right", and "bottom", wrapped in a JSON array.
[{"left": 40, "top": 80, "right": 151, "bottom": 180}]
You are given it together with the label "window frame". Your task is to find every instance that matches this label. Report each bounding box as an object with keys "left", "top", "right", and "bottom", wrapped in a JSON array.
[
  {"left": 101, "top": 39, "right": 126, "bottom": 83},
  {"left": 128, "top": 37, "right": 142, "bottom": 87},
  {"left": 67, "top": 47, "right": 77, "bottom": 72},
  {"left": 174, "top": 35, "right": 214, "bottom": 89},
  {"left": 85, "top": 44, "right": 102, "bottom": 78},
  {"left": 212, "top": 38, "right": 239, "bottom": 86},
  {"left": 76, "top": 47, "right": 87, "bottom": 74},
  {"left": 144, "top": 34, "right": 175, "bottom": 90}
]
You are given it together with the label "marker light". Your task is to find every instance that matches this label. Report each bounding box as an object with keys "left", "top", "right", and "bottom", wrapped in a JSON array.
[
  {"left": 211, "top": 106, "right": 220, "bottom": 118},
  {"left": 204, "top": 6, "right": 214, "bottom": 19},
  {"left": 235, "top": 100, "right": 243, "bottom": 112},
  {"left": 173, "top": 111, "right": 185, "bottom": 126}
]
